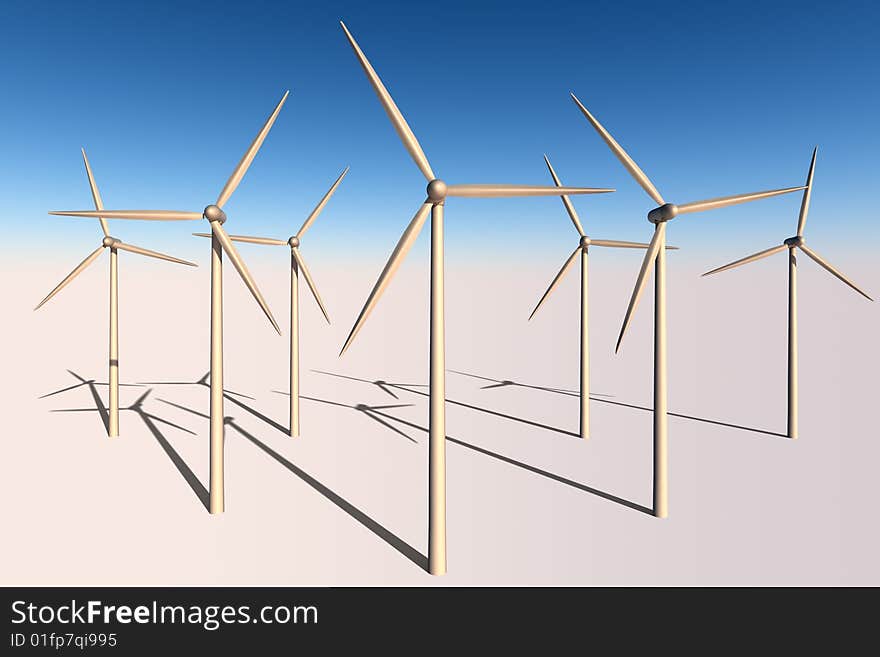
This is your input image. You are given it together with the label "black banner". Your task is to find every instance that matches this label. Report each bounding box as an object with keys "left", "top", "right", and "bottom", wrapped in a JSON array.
[{"left": 0, "top": 586, "right": 849, "bottom": 650}]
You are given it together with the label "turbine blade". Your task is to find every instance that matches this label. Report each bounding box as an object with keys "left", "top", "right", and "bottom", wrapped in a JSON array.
[
  {"left": 543, "top": 154, "right": 585, "bottom": 236},
  {"left": 81, "top": 148, "right": 108, "bottom": 237},
  {"left": 446, "top": 184, "right": 614, "bottom": 198},
  {"left": 528, "top": 247, "right": 580, "bottom": 320},
  {"left": 35, "top": 246, "right": 105, "bottom": 310},
  {"left": 192, "top": 232, "right": 286, "bottom": 246},
  {"left": 677, "top": 186, "right": 805, "bottom": 215},
  {"left": 701, "top": 244, "right": 786, "bottom": 277},
  {"left": 292, "top": 248, "right": 330, "bottom": 323},
  {"left": 340, "top": 22, "right": 435, "bottom": 181},
  {"left": 570, "top": 92, "right": 665, "bottom": 206},
  {"left": 340, "top": 201, "right": 432, "bottom": 355},
  {"left": 616, "top": 223, "right": 665, "bottom": 352},
  {"left": 590, "top": 238, "right": 675, "bottom": 249},
  {"left": 211, "top": 222, "right": 281, "bottom": 333},
  {"left": 797, "top": 147, "right": 818, "bottom": 237},
  {"left": 114, "top": 241, "right": 197, "bottom": 266},
  {"left": 798, "top": 244, "right": 873, "bottom": 301},
  {"left": 216, "top": 90, "right": 289, "bottom": 208},
  {"left": 296, "top": 166, "right": 350, "bottom": 239},
  {"left": 49, "top": 210, "right": 202, "bottom": 221}
]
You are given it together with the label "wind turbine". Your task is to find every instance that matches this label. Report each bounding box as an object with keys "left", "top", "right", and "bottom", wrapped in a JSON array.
[
  {"left": 338, "top": 21, "right": 614, "bottom": 576},
  {"left": 570, "top": 92, "right": 805, "bottom": 518},
  {"left": 37, "top": 148, "right": 196, "bottom": 437},
  {"left": 193, "top": 166, "right": 349, "bottom": 437},
  {"left": 49, "top": 92, "right": 288, "bottom": 514},
  {"left": 137, "top": 371, "right": 254, "bottom": 400},
  {"left": 529, "top": 154, "right": 676, "bottom": 440},
  {"left": 702, "top": 147, "right": 872, "bottom": 439}
]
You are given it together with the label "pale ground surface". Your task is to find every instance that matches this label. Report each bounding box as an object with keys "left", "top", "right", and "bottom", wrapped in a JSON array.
[{"left": 1, "top": 249, "right": 877, "bottom": 586}]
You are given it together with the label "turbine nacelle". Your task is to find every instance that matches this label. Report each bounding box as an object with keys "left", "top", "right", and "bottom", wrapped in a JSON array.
[
  {"left": 203, "top": 205, "right": 227, "bottom": 224},
  {"left": 579, "top": 235, "right": 591, "bottom": 249},
  {"left": 648, "top": 203, "right": 679, "bottom": 224},
  {"left": 427, "top": 179, "right": 447, "bottom": 203},
  {"left": 102, "top": 236, "right": 120, "bottom": 248},
  {"left": 191, "top": 165, "right": 344, "bottom": 329},
  {"left": 784, "top": 235, "right": 804, "bottom": 248}
]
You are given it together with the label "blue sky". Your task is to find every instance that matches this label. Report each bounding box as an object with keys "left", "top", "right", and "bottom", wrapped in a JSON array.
[{"left": 0, "top": 0, "right": 877, "bottom": 266}]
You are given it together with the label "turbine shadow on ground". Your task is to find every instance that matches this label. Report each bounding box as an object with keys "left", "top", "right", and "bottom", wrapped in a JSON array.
[
  {"left": 312, "top": 369, "right": 426, "bottom": 399},
  {"left": 312, "top": 370, "right": 580, "bottom": 439},
  {"left": 137, "top": 370, "right": 289, "bottom": 434},
  {"left": 50, "top": 384, "right": 209, "bottom": 510},
  {"left": 447, "top": 369, "right": 787, "bottom": 439},
  {"left": 589, "top": 398, "right": 787, "bottom": 439},
  {"left": 299, "top": 395, "right": 652, "bottom": 516},
  {"left": 136, "top": 371, "right": 255, "bottom": 400},
  {"left": 158, "top": 398, "right": 429, "bottom": 572},
  {"left": 129, "top": 391, "right": 209, "bottom": 511},
  {"left": 222, "top": 393, "right": 288, "bottom": 435},
  {"left": 277, "top": 391, "right": 417, "bottom": 444},
  {"left": 41, "top": 369, "right": 126, "bottom": 434},
  {"left": 39, "top": 369, "right": 145, "bottom": 399},
  {"left": 447, "top": 369, "right": 615, "bottom": 398}
]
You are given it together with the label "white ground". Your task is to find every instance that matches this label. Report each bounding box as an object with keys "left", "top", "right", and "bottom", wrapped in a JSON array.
[{"left": 1, "top": 250, "right": 877, "bottom": 585}]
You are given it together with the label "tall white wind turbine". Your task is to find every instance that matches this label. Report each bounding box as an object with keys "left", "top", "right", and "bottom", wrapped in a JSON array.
[
  {"left": 194, "top": 166, "right": 348, "bottom": 437},
  {"left": 50, "top": 93, "right": 288, "bottom": 513},
  {"left": 37, "top": 148, "right": 196, "bottom": 437},
  {"left": 339, "top": 22, "right": 614, "bottom": 575},
  {"left": 530, "top": 154, "right": 675, "bottom": 440},
  {"left": 571, "top": 92, "right": 805, "bottom": 517},
  {"left": 702, "top": 147, "right": 872, "bottom": 439}
]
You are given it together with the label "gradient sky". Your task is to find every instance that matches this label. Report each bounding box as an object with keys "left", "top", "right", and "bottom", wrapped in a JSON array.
[{"left": 0, "top": 0, "right": 877, "bottom": 268}]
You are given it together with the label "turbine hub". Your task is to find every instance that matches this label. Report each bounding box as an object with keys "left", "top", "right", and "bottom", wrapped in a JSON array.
[
  {"left": 203, "top": 205, "right": 227, "bottom": 224},
  {"left": 102, "top": 236, "right": 119, "bottom": 248},
  {"left": 427, "top": 179, "right": 447, "bottom": 203},
  {"left": 648, "top": 203, "right": 678, "bottom": 224},
  {"left": 288, "top": 236, "right": 300, "bottom": 248},
  {"left": 784, "top": 235, "right": 804, "bottom": 247},
  {"left": 579, "top": 235, "right": 591, "bottom": 249}
]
